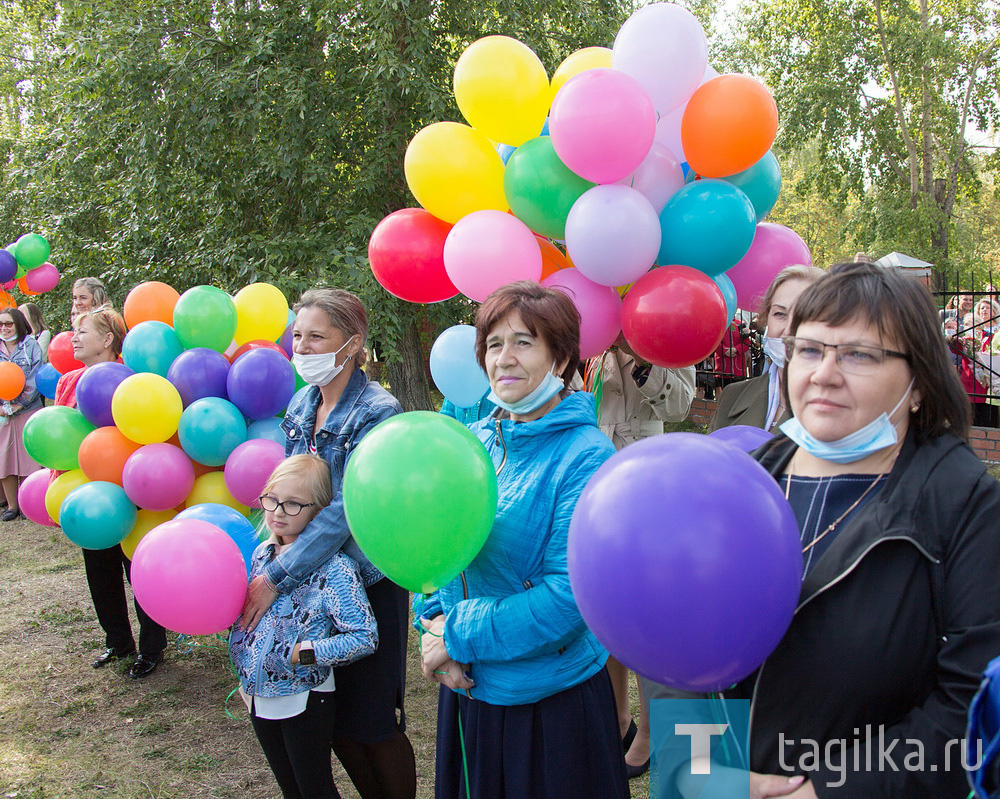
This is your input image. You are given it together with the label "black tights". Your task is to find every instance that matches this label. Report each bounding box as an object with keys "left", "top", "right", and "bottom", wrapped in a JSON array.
[{"left": 332, "top": 731, "right": 417, "bottom": 799}]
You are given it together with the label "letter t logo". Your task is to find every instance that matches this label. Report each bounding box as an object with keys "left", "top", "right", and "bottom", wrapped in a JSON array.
[{"left": 675, "top": 723, "right": 729, "bottom": 774}]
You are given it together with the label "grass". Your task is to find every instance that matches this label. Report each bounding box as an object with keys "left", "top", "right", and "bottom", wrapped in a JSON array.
[{"left": 0, "top": 517, "right": 651, "bottom": 799}]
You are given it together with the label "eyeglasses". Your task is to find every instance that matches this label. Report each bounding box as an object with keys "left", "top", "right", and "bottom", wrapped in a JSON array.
[
  {"left": 258, "top": 495, "right": 315, "bottom": 516},
  {"left": 783, "top": 337, "right": 910, "bottom": 376}
]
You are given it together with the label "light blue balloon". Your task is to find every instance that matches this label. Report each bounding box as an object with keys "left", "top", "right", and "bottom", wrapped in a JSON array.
[
  {"left": 177, "top": 397, "right": 247, "bottom": 467},
  {"left": 714, "top": 274, "right": 738, "bottom": 321},
  {"left": 248, "top": 417, "right": 285, "bottom": 445},
  {"left": 429, "top": 325, "right": 490, "bottom": 409},
  {"left": 720, "top": 152, "right": 781, "bottom": 222},
  {"left": 496, "top": 143, "right": 517, "bottom": 164},
  {"left": 176, "top": 503, "right": 260, "bottom": 575},
  {"left": 657, "top": 180, "right": 757, "bottom": 277},
  {"left": 60, "top": 482, "right": 137, "bottom": 550},
  {"left": 122, "top": 321, "right": 184, "bottom": 377}
]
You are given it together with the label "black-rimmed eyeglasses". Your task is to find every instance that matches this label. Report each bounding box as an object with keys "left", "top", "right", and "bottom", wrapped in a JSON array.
[
  {"left": 783, "top": 337, "right": 910, "bottom": 376},
  {"left": 258, "top": 495, "right": 315, "bottom": 516}
]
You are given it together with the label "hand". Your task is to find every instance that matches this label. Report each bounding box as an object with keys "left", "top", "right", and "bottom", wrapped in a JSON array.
[
  {"left": 290, "top": 642, "right": 301, "bottom": 666},
  {"left": 424, "top": 657, "right": 474, "bottom": 691},
  {"left": 242, "top": 575, "right": 278, "bottom": 632},
  {"left": 419, "top": 615, "right": 451, "bottom": 674},
  {"left": 678, "top": 759, "right": 809, "bottom": 799}
]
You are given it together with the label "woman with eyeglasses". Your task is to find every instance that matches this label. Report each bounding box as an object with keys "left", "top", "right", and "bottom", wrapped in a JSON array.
[
  {"left": 680, "top": 262, "right": 1000, "bottom": 798},
  {"left": 239, "top": 288, "right": 416, "bottom": 799},
  {"left": 0, "top": 306, "right": 43, "bottom": 520}
]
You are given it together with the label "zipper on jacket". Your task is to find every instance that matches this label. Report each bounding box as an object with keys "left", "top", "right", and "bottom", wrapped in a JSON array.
[
  {"left": 746, "top": 534, "right": 937, "bottom": 757},
  {"left": 494, "top": 419, "right": 508, "bottom": 475}
]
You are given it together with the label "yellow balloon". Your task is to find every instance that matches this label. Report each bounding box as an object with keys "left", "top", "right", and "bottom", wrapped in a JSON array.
[
  {"left": 186, "top": 472, "right": 250, "bottom": 517},
  {"left": 454, "top": 36, "right": 550, "bottom": 147},
  {"left": 233, "top": 283, "right": 289, "bottom": 346},
  {"left": 404, "top": 122, "right": 508, "bottom": 224},
  {"left": 551, "top": 47, "right": 613, "bottom": 97},
  {"left": 45, "top": 469, "right": 88, "bottom": 525},
  {"left": 111, "top": 373, "right": 183, "bottom": 445},
  {"left": 120, "top": 508, "right": 176, "bottom": 559}
]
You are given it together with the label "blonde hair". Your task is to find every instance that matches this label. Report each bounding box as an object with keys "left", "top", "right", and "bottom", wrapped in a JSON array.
[
  {"left": 74, "top": 306, "right": 127, "bottom": 357},
  {"left": 757, "top": 264, "right": 827, "bottom": 320},
  {"left": 261, "top": 454, "right": 333, "bottom": 511},
  {"left": 73, "top": 277, "right": 109, "bottom": 309},
  {"left": 295, "top": 289, "right": 369, "bottom": 368}
]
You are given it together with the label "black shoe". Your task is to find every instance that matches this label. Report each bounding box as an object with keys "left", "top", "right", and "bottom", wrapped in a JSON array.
[
  {"left": 626, "top": 757, "right": 650, "bottom": 779},
  {"left": 92, "top": 646, "right": 136, "bottom": 668},
  {"left": 127, "top": 652, "right": 162, "bottom": 679},
  {"left": 621, "top": 718, "right": 638, "bottom": 752},
  {"left": 1, "top": 508, "right": 22, "bottom": 521}
]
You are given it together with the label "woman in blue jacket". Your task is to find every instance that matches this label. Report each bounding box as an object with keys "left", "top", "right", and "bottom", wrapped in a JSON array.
[{"left": 419, "top": 281, "right": 628, "bottom": 799}]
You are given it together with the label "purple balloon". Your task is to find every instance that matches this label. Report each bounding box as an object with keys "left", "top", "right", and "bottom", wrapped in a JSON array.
[
  {"left": 709, "top": 424, "right": 774, "bottom": 453},
  {"left": 167, "top": 348, "right": 231, "bottom": 407},
  {"left": 76, "top": 362, "right": 135, "bottom": 428},
  {"left": 122, "top": 443, "right": 196, "bottom": 511},
  {"left": 568, "top": 433, "right": 801, "bottom": 692},
  {"left": 227, "top": 348, "right": 295, "bottom": 421},
  {"left": 0, "top": 250, "right": 16, "bottom": 283}
]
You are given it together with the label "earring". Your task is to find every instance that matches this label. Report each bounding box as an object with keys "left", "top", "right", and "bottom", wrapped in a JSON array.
[{"left": 910, "top": 402, "right": 920, "bottom": 413}]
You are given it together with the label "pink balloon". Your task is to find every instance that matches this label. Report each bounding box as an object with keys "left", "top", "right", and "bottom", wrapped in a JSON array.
[
  {"left": 653, "top": 65, "right": 719, "bottom": 163},
  {"left": 443, "top": 210, "right": 542, "bottom": 303},
  {"left": 550, "top": 69, "right": 656, "bottom": 185},
  {"left": 617, "top": 142, "right": 686, "bottom": 214},
  {"left": 543, "top": 269, "right": 623, "bottom": 359},
  {"left": 24, "top": 262, "right": 60, "bottom": 293},
  {"left": 122, "top": 444, "right": 196, "bottom": 511},
  {"left": 224, "top": 438, "right": 286, "bottom": 507},
  {"left": 726, "top": 223, "right": 813, "bottom": 311},
  {"left": 1, "top": 280, "right": 14, "bottom": 291},
  {"left": 19, "top": 468, "right": 54, "bottom": 526},
  {"left": 131, "top": 519, "right": 248, "bottom": 635}
]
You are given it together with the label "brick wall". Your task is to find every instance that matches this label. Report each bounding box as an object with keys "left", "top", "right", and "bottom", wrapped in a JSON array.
[{"left": 690, "top": 396, "right": 1000, "bottom": 464}]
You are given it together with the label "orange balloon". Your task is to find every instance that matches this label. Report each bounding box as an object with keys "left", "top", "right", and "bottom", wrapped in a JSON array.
[
  {"left": 15, "top": 277, "right": 40, "bottom": 296},
  {"left": 78, "top": 426, "right": 143, "bottom": 485},
  {"left": 123, "top": 281, "right": 181, "bottom": 329},
  {"left": 537, "top": 236, "right": 572, "bottom": 281},
  {"left": 681, "top": 75, "right": 779, "bottom": 178},
  {"left": 0, "top": 362, "right": 25, "bottom": 400},
  {"left": 0, "top": 291, "right": 15, "bottom": 310}
]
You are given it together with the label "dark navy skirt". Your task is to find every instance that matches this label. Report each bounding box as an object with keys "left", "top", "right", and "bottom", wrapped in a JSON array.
[{"left": 435, "top": 667, "right": 630, "bottom": 799}]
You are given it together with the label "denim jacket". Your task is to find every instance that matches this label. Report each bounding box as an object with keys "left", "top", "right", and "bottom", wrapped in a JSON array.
[
  {"left": 230, "top": 541, "right": 377, "bottom": 698},
  {"left": 0, "top": 336, "right": 42, "bottom": 415},
  {"left": 270, "top": 367, "right": 402, "bottom": 591}
]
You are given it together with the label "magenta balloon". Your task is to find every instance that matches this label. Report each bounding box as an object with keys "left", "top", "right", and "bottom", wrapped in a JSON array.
[
  {"left": 24, "top": 262, "right": 60, "bottom": 293},
  {"left": 131, "top": 519, "right": 248, "bottom": 635},
  {"left": 122, "top": 443, "right": 196, "bottom": 511},
  {"left": 568, "top": 433, "right": 801, "bottom": 692},
  {"left": 443, "top": 210, "right": 542, "bottom": 302},
  {"left": 19, "top": 468, "right": 54, "bottom": 526},
  {"left": 542, "top": 269, "right": 623, "bottom": 359},
  {"left": 550, "top": 68, "right": 656, "bottom": 184},
  {"left": 565, "top": 184, "right": 661, "bottom": 287},
  {"left": 617, "top": 142, "right": 686, "bottom": 214},
  {"left": 726, "top": 222, "right": 812, "bottom": 311},
  {"left": 223, "top": 438, "right": 286, "bottom": 507}
]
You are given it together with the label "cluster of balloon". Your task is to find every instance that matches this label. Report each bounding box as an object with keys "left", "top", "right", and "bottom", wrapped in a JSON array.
[
  {"left": 0, "top": 234, "right": 62, "bottom": 305},
  {"left": 19, "top": 280, "right": 297, "bottom": 635},
  {"left": 369, "top": 2, "right": 814, "bottom": 409},
  {"left": 568, "top": 433, "right": 801, "bottom": 691}
]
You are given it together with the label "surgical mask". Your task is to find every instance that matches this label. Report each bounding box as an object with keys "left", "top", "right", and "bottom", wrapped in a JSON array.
[
  {"left": 0, "top": 333, "right": 17, "bottom": 343},
  {"left": 292, "top": 338, "right": 354, "bottom": 386},
  {"left": 762, "top": 328, "right": 786, "bottom": 368},
  {"left": 488, "top": 364, "right": 565, "bottom": 415},
  {"left": 779, "top": 379, "right": 914, "bottom": 464}
]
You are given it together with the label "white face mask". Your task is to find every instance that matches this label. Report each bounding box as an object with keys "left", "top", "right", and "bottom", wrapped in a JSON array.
[
  {"left": 0, "top": 332, "right": 17, "bottom": 342},
  {"left": 762, "top": 327, "right": 786, "bottom": 368},
  {"left": 292, "top": 337, "right": 355, "bottom": 386}
]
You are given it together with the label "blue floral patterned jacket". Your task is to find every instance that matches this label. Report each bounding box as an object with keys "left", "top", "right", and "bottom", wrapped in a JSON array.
[{"left": 229, "top": 540, "right": 377, "bottom": 698}]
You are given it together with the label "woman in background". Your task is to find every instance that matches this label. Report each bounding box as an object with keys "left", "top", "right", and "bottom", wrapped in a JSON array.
[
  {"left": 19, "top": 302, "right": 50, "bottom": 361},
  {"left": 0, "top": 306, "right": 42, "bottom": 519},
  {"left": 71, "top": 277, "right": 109, "bottom": 317}
]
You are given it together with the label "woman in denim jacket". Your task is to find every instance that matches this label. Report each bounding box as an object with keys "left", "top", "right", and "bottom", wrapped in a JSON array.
[
  {"left": 241, "top": 288, "right": 416, "bottom": 799},
  {"left": 0, "top": 306, "right": 43, "bottom": 519}
]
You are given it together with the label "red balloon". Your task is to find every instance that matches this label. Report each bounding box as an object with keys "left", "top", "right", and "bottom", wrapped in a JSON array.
[
  {"left": 622, "top": 266, "right": 728, "bottom": 368},
  {"left": 368, "top": 208, "right": 459, "bottom": 303},
  {"left": 230, "top": 339, "right": 286, "bottom": 363},
  {"left": 48, "top": 331, "right": 86, "bottom": 374}
]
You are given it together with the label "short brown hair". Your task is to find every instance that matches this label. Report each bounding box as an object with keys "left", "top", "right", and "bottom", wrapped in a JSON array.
[
  {"left": 475, "top": 281, "right": 581, "bottom": 386},
  {"left": 788, "top": 261, "right": 970, "bottom": 441},
  {"left": 75, "top": 307, "right": 127, "bottom": 357},
  {"left": 294, "top": 289, "right": 369, "bottom": 368}
]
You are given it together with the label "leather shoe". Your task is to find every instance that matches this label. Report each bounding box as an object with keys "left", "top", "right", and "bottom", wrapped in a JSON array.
[
  {"left": 127, "top": 652, "right": 162, "bottom": 679},
  {"left": 1, "top": 508, "right": 22, "bottom": 521},
  {"left": 626, "top": 757, "right": 650, "bottom": 780},
  {"left": 92, "top": 646, "right": 136, "bottom": 668}
]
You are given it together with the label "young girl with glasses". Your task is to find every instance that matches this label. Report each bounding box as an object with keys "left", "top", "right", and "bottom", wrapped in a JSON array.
[{"left": 229, "top": 454, "right": 377, "bottom": 799}]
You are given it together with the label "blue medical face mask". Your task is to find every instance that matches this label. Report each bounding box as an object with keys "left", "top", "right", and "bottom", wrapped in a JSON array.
[
  {"left": 488, "top": 364, "right": 564, "bottom": 416},
  {"left": 762, "top": 328, "right": 786, "bottom": 368},
  {"left": 779, "top": 379, "right": 914, "bottom": 464}
]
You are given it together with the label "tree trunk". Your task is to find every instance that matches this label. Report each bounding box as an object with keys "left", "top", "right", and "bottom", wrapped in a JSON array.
[{"left": 385, "top": 314, "right": 433, "bottom": 412}]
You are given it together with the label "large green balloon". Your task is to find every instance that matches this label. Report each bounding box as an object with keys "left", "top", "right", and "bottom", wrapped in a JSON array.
[
  {"left": 14, "top": 233, "right": 50, "bottom": 270},
  {"left": 343, "top": 412, "right": 498, "bottom": 593},
  {"left": 504, "top": 136, "right": 594, "bottom": 240},
  {"left": 173, "top": 286, "right": 238, "bottom": 352},
  {"left": 23, "top": 406, "right": 96, "bottom": 471}
]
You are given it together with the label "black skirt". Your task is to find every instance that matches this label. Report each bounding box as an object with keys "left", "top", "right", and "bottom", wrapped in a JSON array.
[
  {"left": 435, "top": 667, "right": 630, "bottom": 799},
  {"left": 331, "top": 576, "right": 409, "bottom": 742}
]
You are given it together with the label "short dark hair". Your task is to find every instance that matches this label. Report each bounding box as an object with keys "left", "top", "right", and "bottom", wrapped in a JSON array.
[
  {"left": 787, "top": 261, "right": 970, "bottom": 442},
  {"left": 0, "top": 307, "right": 32, "bottom": 343},
  {"left": 475, "top": 281, "right": 581, "bottom": 386}
]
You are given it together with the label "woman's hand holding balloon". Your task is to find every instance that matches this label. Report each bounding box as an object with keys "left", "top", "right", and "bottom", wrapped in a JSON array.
[{"left": 420, "top": 616, "right": 474, "bottom": 691}]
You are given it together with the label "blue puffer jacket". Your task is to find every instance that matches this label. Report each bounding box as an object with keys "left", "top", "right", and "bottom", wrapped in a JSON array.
[
  {"left": 420, "top": 391, "right": 615, "bottom": 706},
  {"left": 230, "top": 541, "right": 377, "bottom": 698}
]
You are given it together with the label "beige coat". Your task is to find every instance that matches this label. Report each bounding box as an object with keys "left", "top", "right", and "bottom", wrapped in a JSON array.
[{"left": 594, "top": 351, "right": 695, "bottom": 450}]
